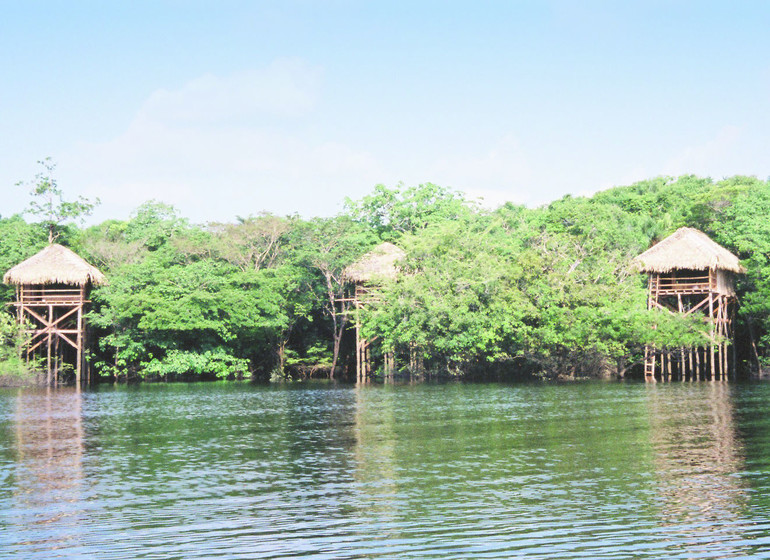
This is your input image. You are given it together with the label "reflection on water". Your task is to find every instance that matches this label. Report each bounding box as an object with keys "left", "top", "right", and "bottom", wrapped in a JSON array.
[
  {"left": 1, "top": 381, "right": 770, "bottom": 558},
  {"left": 648, "top": 383, "right": 746, "bottom": 519},
  {"left": 2, "top": 388, "right": 86, "bottom": 552},
  {"left": 352, "top": 385, "right": 399, "bottom": 526},
  {"left": 645, "top": 382, "right": 753, "bottom": 556}
]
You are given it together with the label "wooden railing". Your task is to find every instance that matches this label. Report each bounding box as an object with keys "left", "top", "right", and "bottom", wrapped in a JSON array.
[
  {"left": 18, "top": 288, "right": 85, "bottom": 304},
  {"left": 651, "top": 275, "right": 712, "bottom": 294}
]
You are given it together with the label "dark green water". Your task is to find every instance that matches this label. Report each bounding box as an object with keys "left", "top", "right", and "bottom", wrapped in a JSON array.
[{"left": 2, "top": 381, "right": 770, "bottom": 559}]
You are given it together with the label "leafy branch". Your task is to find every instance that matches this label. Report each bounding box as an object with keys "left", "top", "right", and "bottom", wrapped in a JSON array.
[{"left": 20, "top": 157, "right": 100, "bottom": 243}]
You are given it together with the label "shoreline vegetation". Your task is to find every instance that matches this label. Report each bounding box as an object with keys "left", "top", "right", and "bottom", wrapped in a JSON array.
[{"left": 3, "top": 172, "right": 770, "bottom": 385}]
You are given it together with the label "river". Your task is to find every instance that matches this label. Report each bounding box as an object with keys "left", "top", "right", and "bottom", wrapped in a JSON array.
[{"left": 1, "top": 380, "right": 770, "bottom": 558}]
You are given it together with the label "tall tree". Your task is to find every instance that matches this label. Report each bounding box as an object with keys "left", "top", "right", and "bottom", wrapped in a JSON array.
[
  {"left": 345, "top": 182, "right": 474, "bottom": 240},
  {"left": 293, "top": 216, "right": 375, "bottom": 378},
  {"left": 210, "top": 212, "right": 293, "bottom": 271},
  {"left": 21, "top": 158, "right": 99, "bottom": 243}
]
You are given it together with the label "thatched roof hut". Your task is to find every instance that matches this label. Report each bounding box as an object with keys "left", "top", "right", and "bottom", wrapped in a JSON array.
[
  {"left": 633, "top": 227, "right": 744, "bottom": 274},
  {"left": 3, "top": 244, "right": 107, "bottom": 286},
  {"left": 344, "top": 242, "right": 406, "bottom": 283}
]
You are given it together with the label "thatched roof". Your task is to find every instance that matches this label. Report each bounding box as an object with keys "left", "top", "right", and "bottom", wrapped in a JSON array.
[
  {"left": 344, "top": 242, "right": 406, "bottom": 283},
  {"left": 633, "top": 227, "right": 744, "bottom": 274},
  {"left": 3, "top": 244, "right": 107, "bottom": 286}
]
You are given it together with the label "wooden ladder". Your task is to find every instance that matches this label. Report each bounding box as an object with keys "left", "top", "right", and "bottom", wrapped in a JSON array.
[{"left": 643, "top": 346, "right": 656, "bottom": 380}]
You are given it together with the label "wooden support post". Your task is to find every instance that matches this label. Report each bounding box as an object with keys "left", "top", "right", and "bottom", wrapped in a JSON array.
[
  {"left": 54, "top": 334, "right": 60, "bottom": 387},
  {"left": 383, "top": 351, "right": 394, "bottom": 381},
  {"left": 661, "top": 352, "right": 666, "bottom": 381},
  {"left": 14, "top": 284, "right": 92, "bottom": 387},
  {"left": 676, "top": 294, "right": 684, "bottom": 380},
  {"left": 696, "top": 348, "right": 701, "bottom": 380},
  {"left": 716, "top": 296, "right": 723, "bottom": 380},
  {"left": 46, "top": 304, "right": 52, "bottom": 387},
  {"left": 76, "top": 301, "right": 83, "bottom": 390},
  {"left": 722, "top": 296, "right": 729, "bottom": 379},
  {"left": 355, "top": 317, "right": 362, "bottom": 382},
  {"left": 731, "top": 313, "right": 737, "bottom": 380},
  {"left": 660, "top": 352, "right": 665, "bottom": 381},
  {"left": 709, "top": 293, "right": 716, "bottom": 380},
  {"left": 642, "top": 269, "right": 739, "bottom": 382},
  {"left": 722, "top": 342, "right": 727, "bottom": 381}
]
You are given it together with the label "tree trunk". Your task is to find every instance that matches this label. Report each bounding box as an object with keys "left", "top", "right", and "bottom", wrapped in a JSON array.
[
  {"left": 748, "top": 318, "right": 762, "bottom": 375},
  {"left": 324, "top": 272, "right": 348, "bottom": 380},
  {"left": 277, "top": 339, "right": 286, "bottom": 374}
]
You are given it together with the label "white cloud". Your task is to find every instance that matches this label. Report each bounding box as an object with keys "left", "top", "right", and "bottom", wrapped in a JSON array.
[
  {"left": 62, "top": 59, "right": 382, "bottom": 223},
  {"left": 426, "top": 134, "right": 535, "bottom": 207},
  {"left": 594, "top": 166, "right": 650, "bottom": 193},
  {"left": 463, "top": 187, "right": 525, "bottom": 209},
  {"left": 138, "top": 58, "right": 322, "bottom": 125},
  {"left": 663, "top": 125, "right": 742, "bottom": 178}
]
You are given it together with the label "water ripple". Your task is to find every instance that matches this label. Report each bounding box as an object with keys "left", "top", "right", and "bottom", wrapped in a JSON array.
[{"left": 2, "top": 382, "right": 770, "bottom": 558}]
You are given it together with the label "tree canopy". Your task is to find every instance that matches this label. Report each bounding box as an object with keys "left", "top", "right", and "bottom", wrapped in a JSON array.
[{"left": 2, "top": 175, "right": 770, "bottom": 382}]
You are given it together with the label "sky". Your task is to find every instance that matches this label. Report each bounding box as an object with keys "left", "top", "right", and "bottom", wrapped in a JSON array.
[{"left": 1, "top": 0, "right": 768, "bottom": 225}]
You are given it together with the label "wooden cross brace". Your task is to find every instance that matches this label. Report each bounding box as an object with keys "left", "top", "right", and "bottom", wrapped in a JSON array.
[
  {"left": 651, "top": 295, "right": 714, "bottom": 317},
  {"left": 21, "top": 304, "right": 82, "bottom": 352}
]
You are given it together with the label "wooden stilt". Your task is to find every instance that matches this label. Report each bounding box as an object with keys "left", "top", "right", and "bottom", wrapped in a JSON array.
[
  {"left": 640, "top": 257, "right": 739, "bottom": 382},
  {"left": 76, "top": 299, "right": 83, "bottom": 390},
  {"left": 709, "top": 293, "right": 716, "bottom": 380},
  {"left": 54, "top": 334, "right": 60, "bottom": 387},
  {"left": 12, "top": 283, "right": 96, "bottom": 387},
  {"left": 46, "top": 304, "right": 52, "bottom": 386},
  {"left": 696, "top": 348, "right": 701, "bottom": 380},
  {"left": 355, "top": 317, "right": 362, "bottom": 382}
]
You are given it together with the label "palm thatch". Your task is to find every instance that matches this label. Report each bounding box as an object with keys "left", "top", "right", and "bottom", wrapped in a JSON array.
[
  {"left": 633, "top": 227, "right": 744, "bottom": 273},
  {"left": 3, "top": 244, "right": 107, "bottom": 286},
  {"left": 344, "top": 242, "right": 406, "bottom": 283}
]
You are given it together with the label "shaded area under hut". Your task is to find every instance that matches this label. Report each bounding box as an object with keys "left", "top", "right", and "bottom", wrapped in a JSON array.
[
  {"left": 3, "top": 244, "right": 107, "bottom": 387},
  {"left": 343, "top": 242, "right": 406, "bottom": 382},
  {"left": 633, "top": 227, "right": 744, "bottom": 381}
]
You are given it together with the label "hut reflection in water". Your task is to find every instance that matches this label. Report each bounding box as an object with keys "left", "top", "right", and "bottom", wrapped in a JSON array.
[
  {"left": 645, "top": 383, "right": 751, "bottom": 554},
  {"left": 4, "top": 388, "right": 86, "bottom": 552}
]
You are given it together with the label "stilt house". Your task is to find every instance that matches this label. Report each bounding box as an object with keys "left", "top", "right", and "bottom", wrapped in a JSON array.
[
  {"left": 4, "top": 244, "right": 107, "bottom": 387},
  {"left": 344, "top": 242, "right": 405, "bottom": 381},
  {"left": 633, "top": 227, "right": 744, "bottom": 381}
]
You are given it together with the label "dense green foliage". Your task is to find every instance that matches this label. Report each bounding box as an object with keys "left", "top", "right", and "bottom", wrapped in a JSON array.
[
  {"left": 2, "top": 175, "right": 770, "bottom": 381},
  {"left": 0, "top": 311, "right": 31, "bottom": 376}
]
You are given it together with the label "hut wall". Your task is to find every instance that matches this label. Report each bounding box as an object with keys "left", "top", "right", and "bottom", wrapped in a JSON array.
[{"left": 716, "top": 270, "right": 736, "bottom": 297}]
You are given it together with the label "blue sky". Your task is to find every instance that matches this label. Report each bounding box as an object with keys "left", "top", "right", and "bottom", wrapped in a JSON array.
[{"left": 1, "top": 1, "right": 768, "bottom": 224}]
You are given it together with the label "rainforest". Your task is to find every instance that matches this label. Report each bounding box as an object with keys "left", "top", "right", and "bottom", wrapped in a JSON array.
[{"left": 2, "top": 172, "right": 770, "bottom": 382}]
